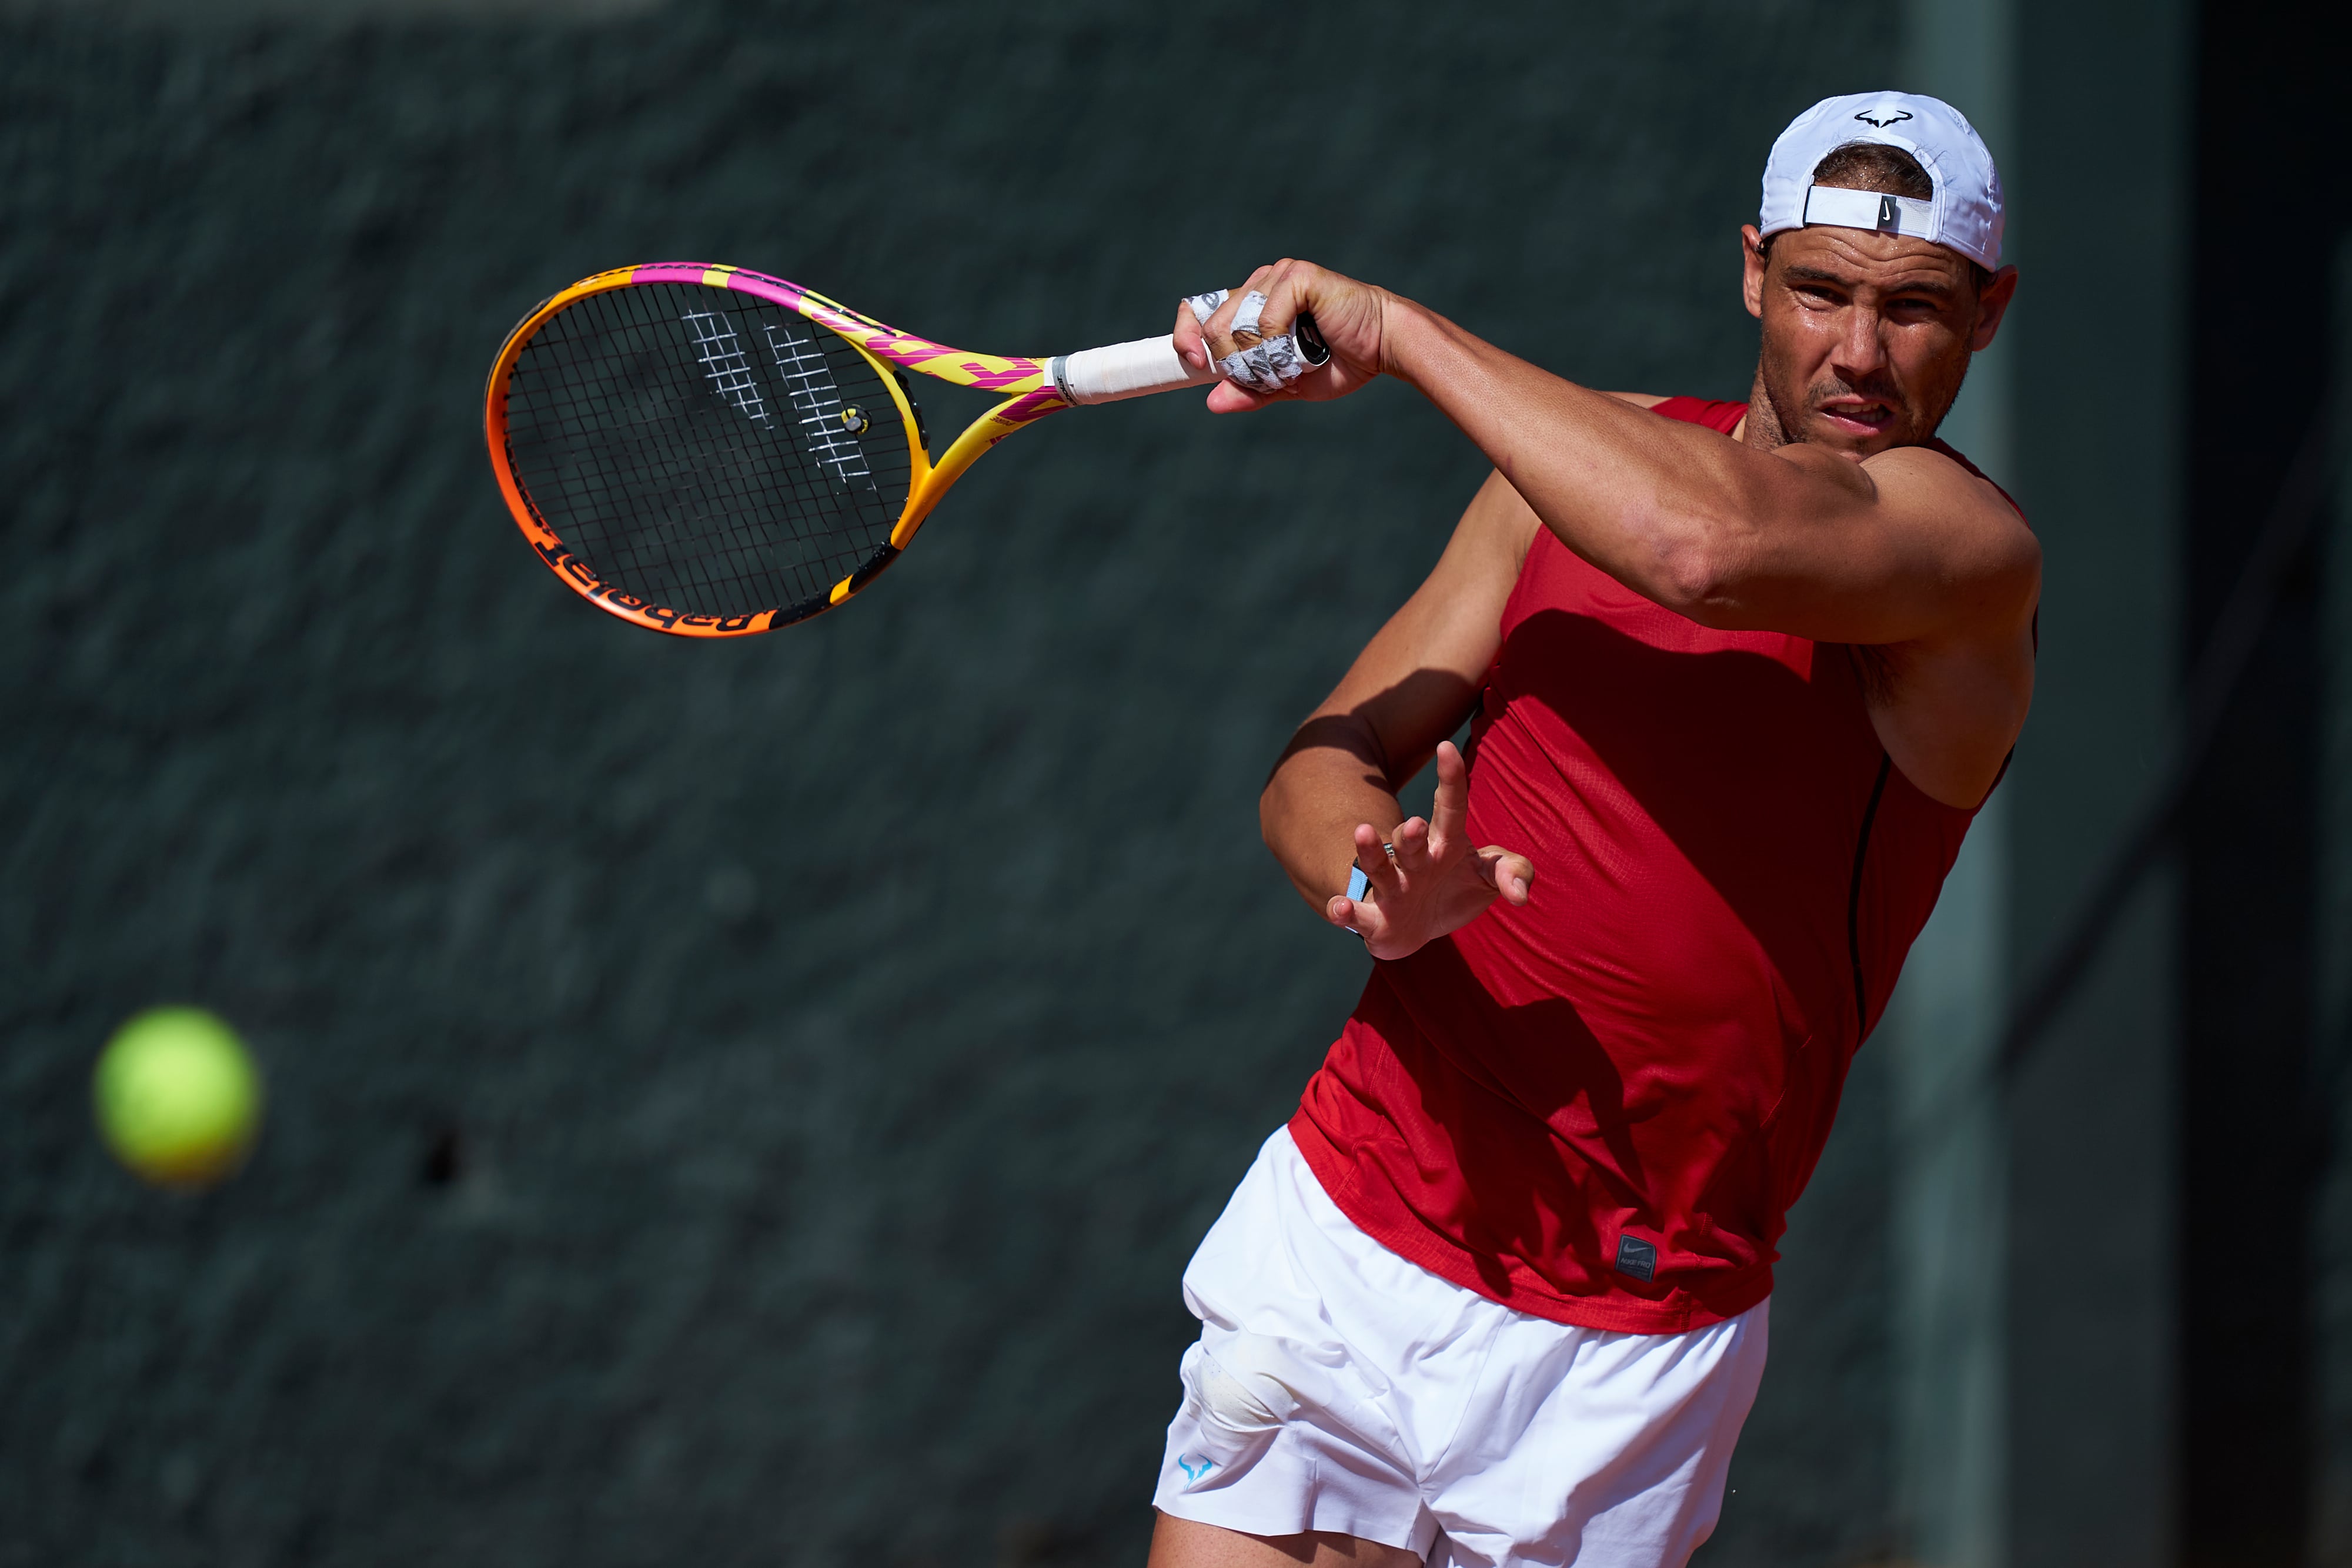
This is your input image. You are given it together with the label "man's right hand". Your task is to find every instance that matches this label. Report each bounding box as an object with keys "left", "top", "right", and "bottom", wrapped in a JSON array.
[
  {"left": 1172, "top": 259, "right": 1392, "bottom": 414},
  {"left": 1327, "top": 741, "right": 1534, "bottom": 961}
]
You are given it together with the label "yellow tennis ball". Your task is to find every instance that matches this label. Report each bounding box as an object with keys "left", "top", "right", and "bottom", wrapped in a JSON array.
[{"left": 92, "top": 1007, "right": 263, "bottom": 1188}]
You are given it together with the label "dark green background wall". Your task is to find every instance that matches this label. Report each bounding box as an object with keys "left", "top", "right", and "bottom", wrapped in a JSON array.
[{"left": 0, "top": 5, "right": 1902, "bottom": 1564}]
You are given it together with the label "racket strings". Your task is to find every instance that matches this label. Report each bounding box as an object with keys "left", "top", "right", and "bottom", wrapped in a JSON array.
[
  {"left": 502, "top": 282, "right": 913, "bottom": 622},
  {"left": 518, "top": 293, "right": 881, "bottom": 611}
]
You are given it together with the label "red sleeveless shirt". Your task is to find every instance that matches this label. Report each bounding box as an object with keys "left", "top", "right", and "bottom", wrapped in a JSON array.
[{"left": 1290, "top": 395, "right": 2009, "bottom": 1333}]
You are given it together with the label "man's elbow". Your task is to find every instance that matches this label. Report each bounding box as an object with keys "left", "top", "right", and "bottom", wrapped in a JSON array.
[
  {"left": 1257, "top": 778, "right": 1285, "bottom": 850},
  {"left": 1649, "top": 536, "right": 1735, "bottom": 620}
]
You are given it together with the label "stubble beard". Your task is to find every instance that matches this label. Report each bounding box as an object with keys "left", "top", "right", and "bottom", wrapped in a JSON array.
[{"left": 1745, "top": 343, "right": 1972, "bottom": 455}]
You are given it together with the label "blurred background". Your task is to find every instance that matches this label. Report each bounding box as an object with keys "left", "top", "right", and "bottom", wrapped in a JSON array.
[{"left": 0, "top": 0, "right": 2343, "bottom": 1563}]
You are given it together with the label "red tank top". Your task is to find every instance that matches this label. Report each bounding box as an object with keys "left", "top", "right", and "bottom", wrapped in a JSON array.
[{"left": 1289, "top": 395, "right": 2014, "bottom": 1332}]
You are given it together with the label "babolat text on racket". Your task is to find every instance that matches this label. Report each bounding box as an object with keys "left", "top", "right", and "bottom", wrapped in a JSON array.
[{"left": 483, "top": 263, "right": 1327, "bottom": 637}]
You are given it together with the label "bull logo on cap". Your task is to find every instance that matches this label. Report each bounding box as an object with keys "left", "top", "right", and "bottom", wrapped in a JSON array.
[{"left": 1853, "top": 108, "right": 1915, "bottom": 129}]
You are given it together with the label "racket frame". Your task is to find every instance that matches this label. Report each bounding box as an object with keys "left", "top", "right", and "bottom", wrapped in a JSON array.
[{"left": 484, "top": 262, "right": 1077, "bottom": 637}]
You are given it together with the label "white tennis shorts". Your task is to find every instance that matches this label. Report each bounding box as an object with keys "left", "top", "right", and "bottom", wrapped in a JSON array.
[{"left": 1152, "top": 1128, "right": 1769, "bottom": 1568}]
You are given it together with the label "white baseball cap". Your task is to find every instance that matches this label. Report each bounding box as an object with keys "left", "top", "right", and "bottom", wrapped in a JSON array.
[{"left": 1758, "top": 92, "right": 2005, "bottom": 271}]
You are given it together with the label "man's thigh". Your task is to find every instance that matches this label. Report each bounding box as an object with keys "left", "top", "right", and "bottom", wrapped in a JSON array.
[{"left": 1149, "top": 1512, "right": 1422, "bottom": 1568}]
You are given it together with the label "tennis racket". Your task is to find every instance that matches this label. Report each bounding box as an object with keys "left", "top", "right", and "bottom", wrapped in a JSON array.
[{"left": 483, "top": 263, "right": 1325, "bottom": 637}]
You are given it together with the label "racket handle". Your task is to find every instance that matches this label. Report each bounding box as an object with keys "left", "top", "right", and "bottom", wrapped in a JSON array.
[
  {"left": 1050, "top": 313, "right": 1331, "bottom": 406},
  {"left": 1049, "top": 335, "right": 1215, "bottom": 405}
]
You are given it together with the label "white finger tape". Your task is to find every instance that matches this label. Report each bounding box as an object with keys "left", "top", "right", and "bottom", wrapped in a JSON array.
[
  {"left": 1183, "top": 289, "right": 1230, "bottom": 326},
  {"left": 1217, "top": 333, "right": 1311, "bottom": 392},
  {"left": 1229, "top": 290, "right": 1268, "bottom": 339}
]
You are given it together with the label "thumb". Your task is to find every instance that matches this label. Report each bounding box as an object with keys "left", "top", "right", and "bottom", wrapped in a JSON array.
[
  {"left": 1205, "top": 379, "right": 1280, "bottom": 415},
  {"left": 1476, "top": 847, "right": 1535, "bottom": 905}
]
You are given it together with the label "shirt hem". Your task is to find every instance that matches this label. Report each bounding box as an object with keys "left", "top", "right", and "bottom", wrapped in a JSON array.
[{"left": 1286, "top": 1110, "right": 1773, "bottom": 1336}]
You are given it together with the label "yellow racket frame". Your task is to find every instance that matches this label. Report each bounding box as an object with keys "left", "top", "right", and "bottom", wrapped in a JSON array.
[{"left": 485, "top": 262, "right": 1077, "bottom": 637}]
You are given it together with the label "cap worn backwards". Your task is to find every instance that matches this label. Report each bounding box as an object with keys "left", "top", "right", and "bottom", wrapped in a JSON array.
[{"left": 1759, "top": 92, "right": 2005, "bottom": 272}]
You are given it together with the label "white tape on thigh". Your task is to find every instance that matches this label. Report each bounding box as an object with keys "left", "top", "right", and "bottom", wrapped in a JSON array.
[
  {"left": 1197, "top": 1351, "right": 1290, "bottom": 1433},
  {"left": 1172, "top": 1340, "right": 1299, "bottom": 1481}
]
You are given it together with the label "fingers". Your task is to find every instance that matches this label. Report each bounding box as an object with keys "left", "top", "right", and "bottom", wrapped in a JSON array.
[
  {"left": 1196, "top": 263, "right": 1321, "bottom": 406},
  {"left": 1185, "top": 258, "right": 1387, "bottom": 411},
  {"left": 1197, "top": 265, "right": 1279, "bottom": 363},
  {"left": 1230, "top": 258, "right": 1380, "bottom": 380},
  {"left": 1332, "top": 822, "right": 1529, "bottom": 960},
  {"left": 1227, "top": 286, "right": 1271, "bottom": 343},
  {"left": 1329, "top": 892, "right": 1418, "bottom": 962},
  {"left": 1185, "top": 273, "right": 1277, "bottom": 410},
  {"left": 1325, "top": 893, "right": 1375, "bottom": 935},
  {"left": 1354, "top": 821, "right": 1403, "bottom": 899},
  {"left": 1174, "top": 300, "right": 1209, "bottom": 370},
  {"left": 1176, "top": 287, "right": 1237, "bottom": 371},
  {"left": 1205, "top": 378, "right": 1281, "bottom": 415},
  {"left": 1475, "top": 847, "right": 1536, "bottom": 905},
  {"left": 1389, "top": 814, "right": 1433, "bottom": 878},
  {"left": 1251, "top": 257, "right": 1314, "bottom": 343},
  {"left": 1428, "top": 741, "right": 1468, "bottom": 857}
]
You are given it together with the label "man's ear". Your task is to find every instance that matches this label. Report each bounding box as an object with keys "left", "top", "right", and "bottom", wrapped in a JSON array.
[
  {"left": 1740, "top": 225, "right": 1769, "bottom": 320},
  {"left": 1970, "top": 265, "right": 2020, "bottom": 351}
]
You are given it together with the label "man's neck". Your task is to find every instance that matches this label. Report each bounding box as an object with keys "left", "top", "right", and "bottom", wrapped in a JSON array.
[{"left": 1740, "top": 365, "right": 1790, "bottom": 452}]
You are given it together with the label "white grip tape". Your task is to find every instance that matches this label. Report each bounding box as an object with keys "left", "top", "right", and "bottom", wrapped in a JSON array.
[{"left": 1050, "top": 335, "right": 1217, "bottom": 406}]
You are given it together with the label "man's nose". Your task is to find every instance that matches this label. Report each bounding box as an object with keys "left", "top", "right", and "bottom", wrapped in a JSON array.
[{"left": 1830, "top": 307, "right": 1890, "bottom": 379}]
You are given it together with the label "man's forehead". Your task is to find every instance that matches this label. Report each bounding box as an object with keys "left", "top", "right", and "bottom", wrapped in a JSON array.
[{"left": 1769, "top": 225, "right": 1975, "bottom": 286}]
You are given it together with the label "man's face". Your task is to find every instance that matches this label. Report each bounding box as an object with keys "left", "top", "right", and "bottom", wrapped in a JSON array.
[{"left": 1740, "top": 219, "right": 2017, "bottom": 458}]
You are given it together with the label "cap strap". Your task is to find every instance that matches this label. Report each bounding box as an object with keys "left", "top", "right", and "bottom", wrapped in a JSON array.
[{"left": 1801, "top": 184, "right": 1936, "bottom": 241}]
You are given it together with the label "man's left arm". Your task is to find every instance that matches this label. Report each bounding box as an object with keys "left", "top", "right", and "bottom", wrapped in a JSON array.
[{"left": 1172, "top": 264, "right": 2040, "bottom": 651}]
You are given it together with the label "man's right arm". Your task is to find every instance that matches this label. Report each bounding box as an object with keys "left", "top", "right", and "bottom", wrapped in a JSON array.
[{"left": 1261, "top": 470, "right": 1539, "bottom": 956}]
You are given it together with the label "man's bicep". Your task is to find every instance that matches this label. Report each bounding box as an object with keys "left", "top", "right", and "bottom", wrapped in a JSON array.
[
  {"left": 1720, "top": 446, "right": 2038, "bottom": 646},
  {"left": 1855, "top": 452, "right": 2042, "bottom": 644},
  {"left": 1303, "top": 472, "right": 1529, "bottom": 781}
]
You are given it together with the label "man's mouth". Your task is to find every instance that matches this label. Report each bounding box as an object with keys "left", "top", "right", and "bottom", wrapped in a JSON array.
[{"left": 1815, "top": 399, "right": 1896, "bottom": 435}]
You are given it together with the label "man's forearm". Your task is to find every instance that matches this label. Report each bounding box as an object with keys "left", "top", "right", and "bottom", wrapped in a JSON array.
[
  {"left": 1375, "top": 299, "right": 1806, "bottom": 617},
  {"left": 1260, "top": 738, "right": 1404, "bottom": 912}
]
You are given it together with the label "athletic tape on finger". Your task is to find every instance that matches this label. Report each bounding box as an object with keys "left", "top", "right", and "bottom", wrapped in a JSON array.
[
  {"left": 1183, "top": 289, "right": 1230, "bottom": 326},
  {"left": 1185, "top": 286, "right": 1312, "bottom": 392},
  {"left": 1218, "top": 333, "right": 1311, "bottom": 392}
]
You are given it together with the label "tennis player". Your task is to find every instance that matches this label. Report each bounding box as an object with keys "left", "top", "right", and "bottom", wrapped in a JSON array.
[{"left": 1148, "top": 93, "right": 2035, "bottom": 1568}]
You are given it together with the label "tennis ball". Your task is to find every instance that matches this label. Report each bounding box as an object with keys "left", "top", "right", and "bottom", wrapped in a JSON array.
[{"left": 92, "top": 1007, "right": 263, "bottom": 1188}]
